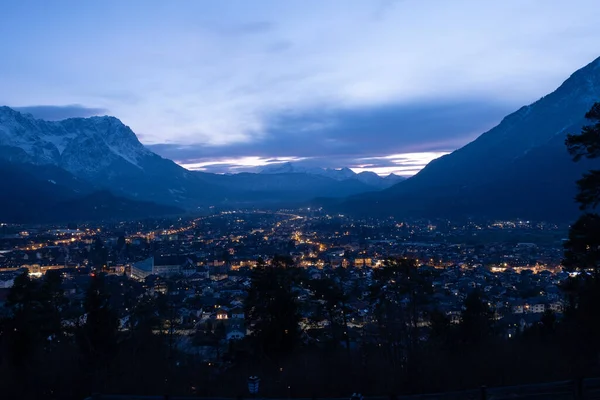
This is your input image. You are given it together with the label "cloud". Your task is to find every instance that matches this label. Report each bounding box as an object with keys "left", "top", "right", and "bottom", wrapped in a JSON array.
[
  {"left": 148, "top": 97, "right": 512, "bottom": 174},
  {"left": 12, "top": 105, "right": 108, "bottom": 120}
]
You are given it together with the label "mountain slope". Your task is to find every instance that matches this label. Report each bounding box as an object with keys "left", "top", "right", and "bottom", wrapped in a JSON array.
[
  {"left": 0, "top": 161, "right": 182, "bottom": 222},
  {"left": 338, "top": 56, "right": 600, "bottom": 221}
]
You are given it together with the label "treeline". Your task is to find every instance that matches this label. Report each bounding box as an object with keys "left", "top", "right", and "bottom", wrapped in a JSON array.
[
  {"left": 0, "top": 270, "right": 203, "bottom": 399},
  {"left": 2, "top": 257, "right": 599, "bottom": 399},
  {"left": 234, "top": 257, "right": 599, "bottom": 398}
]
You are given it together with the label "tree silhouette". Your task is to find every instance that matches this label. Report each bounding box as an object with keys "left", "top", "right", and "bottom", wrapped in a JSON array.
[
  {"left": 566, "top": 103, "right": 600, "bottom": 209},
  {"left": 564, "top": 102, "right": 600, "bottom": 349},
  {"left": 459, "top": 290, "right": 493, "bottom": 344},
  {"left": 89, "top": 238, "right": 109, "bottom": 270},
  {"left": 565, "top": 102, "right": 600, "bottom": 275},
  {"left": 245, "top": 259, "right": 301, "bottom": 357},
  {"left": 78, "top": 273, "right": 119, "bottom": 391}
]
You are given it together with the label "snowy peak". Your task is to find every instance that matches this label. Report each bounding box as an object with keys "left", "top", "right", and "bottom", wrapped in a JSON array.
[
  {"left": 0, "top": 106, "right": 152, "bottom": 177},
  {"left": 260, "top": 162, "right": 356, "bottom": 180},
  {"left": 260, "top": 162, "right": 403, "bottom": 188},
  {"left": 261, "top": 162, "right": 355, "bottom": 179},
  {"left": 260, "top": 162, "right": 297, "bottom": 174}
]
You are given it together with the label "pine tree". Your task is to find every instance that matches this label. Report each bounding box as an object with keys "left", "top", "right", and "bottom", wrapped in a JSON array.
[
  {"left": 563, "top": 102, "right": 600, "bottom": 344},
  {"left": 564, "top": 102, "right": 600, "bottom": 276}
]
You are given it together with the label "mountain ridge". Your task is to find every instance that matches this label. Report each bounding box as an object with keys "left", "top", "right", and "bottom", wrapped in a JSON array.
[
  {"left": 0, "top": 106, "right": 396, "bottom": 216},
  {"left": 259, "top": 161, "right": 405, "bottom": 188},
  {"left": 335, "top": 56, "right": 600, "bottom": 221}
]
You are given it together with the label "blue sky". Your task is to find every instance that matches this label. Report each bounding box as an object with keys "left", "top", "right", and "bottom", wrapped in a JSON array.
[{"left": 2, "top": 1, "right": 600, "bottom": 175}]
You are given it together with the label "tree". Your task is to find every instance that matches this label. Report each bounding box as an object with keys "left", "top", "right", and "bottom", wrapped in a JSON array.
[
  {"left": 539, "top": 309, "right": 556, "bottom": 336},
  {"left": 459, "top": 290, "right": 493, "bottom": 344},
  {"left": 3, "top": 271, "right": 67, "bottom": 366},
  {"left": 1, "top": 271, "right": 72, "bottom": 398},
  {"left": 4, "top": 272, "right": 41, "bottom": 367},
  {"left": 566, "top": 103, "right": 600, "bottom": 209},
  {"left": 89, "top": 238, "right": 108, "bottom": 270},
  {"left": 306, "top": 276, "right": 350, "bottom": 347},
  {"left": 78, "top": 273, "right": 119, "bottom": 391},
  {"left": 245, "top": 260, "right": 301, "bottom": 357},
  {"left": 214, "top": 321, "right": 227, "bottom": 360},
  {"left": 564, "top": 102, "right": 600, "bottom": 347},
  {"left": 563, "top": 213, "right": 600, "bottom": 276},
  {"left": 565, "top": 102, "right": 600, "bottom": 275},
  {"left": 428, "top": 309, "right": 452, "bottom": 343},
  {"left": 116, "top": 235, "right": 126, "bottom": 251}
]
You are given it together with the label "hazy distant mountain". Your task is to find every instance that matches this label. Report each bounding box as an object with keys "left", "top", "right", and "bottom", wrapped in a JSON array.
[
  {"left": 192, "top": 170, "right": 377, "bottom": 204},
  {"left": 337, "top": 56, "right": 600, "bottom": 221},
  {"left": 356, "top": 171, "right": 405, "bottom": 188},
  {"left": 260, "top": 162, "right": 404, "bottom": 188}
]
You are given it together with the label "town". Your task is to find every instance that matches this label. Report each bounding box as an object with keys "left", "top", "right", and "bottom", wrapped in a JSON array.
[{"left": 0, "top": 209, "right": 570, "bottom": 353}]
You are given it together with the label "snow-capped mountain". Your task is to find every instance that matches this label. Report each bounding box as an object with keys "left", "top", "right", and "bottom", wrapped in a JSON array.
[
  {"left": 0, "top": 106, "right": 151, "bottom": 177},
  {"left": 0, "top": 106, "right": 219, "bottom": 206},
  {"left": 260, "top": 162, "right": 403, "bottom": 188},
  {"left": 260, "top": 162, "right": 355, "bottom": 180}
]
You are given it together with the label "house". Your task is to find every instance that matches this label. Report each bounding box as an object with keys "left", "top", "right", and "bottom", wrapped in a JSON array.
[
  {"left": 548, "top": 301, "right": 564, "bottom": 313},
  {"left": 529, "top": 302, "right": 545, "bottom": 313},
  {"left": 230, "top": 307, "right": 245, "bottom": 320},
  {"left": 182, "top": 262, "right": 197, "bottom": 277},
  {"left": 226, "top": 329, "right": 245, "bottom": 341},
  {"left": 0, "top": 272, "right": 15, "bottom": 288},
  {"left": 226, "top": 319, "right": 246, "bottom": 341},
  {"left": 525, "top": 297, "right": 546, "bottom": 313},
  {"left": 216, "top": 309, "right": 229, "bottom": 320},
  {"left": 511, "top": 300, "right": 525, "bottom": 314}
]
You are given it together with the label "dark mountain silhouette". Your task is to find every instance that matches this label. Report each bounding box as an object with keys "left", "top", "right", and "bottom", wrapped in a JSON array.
[
  {"left": 335, "top": 56, "right": 600, "bottom": 221},
  {"left": 0, "top": 161, "right": 182, "bottom": 222}
]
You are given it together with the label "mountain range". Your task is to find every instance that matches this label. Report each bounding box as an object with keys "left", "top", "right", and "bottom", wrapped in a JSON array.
[
  {"left": 0, "top": 107, "right": 397, "bottom": 221},
  {"left": 332, "top": 56, "right": 600, "bottom": 221},
  {"left": 259, "top": 162, "right": 405, "bottom": 188},
  {"left": 3, "top": 55, "right": 600, "bottom": 223}
]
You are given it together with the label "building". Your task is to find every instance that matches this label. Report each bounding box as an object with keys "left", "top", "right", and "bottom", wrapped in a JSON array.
[
  {"left": 130, "top": 256, "right": 188, "bottom": 280},
  {"left": 216, "top": 309, "right": 229, "bottom": 320},
  {"left": 131, "top": 257, "right": 154, "bottom": 280},
  {"left": 230, "top": 307, "right": 245, "bottom": 320}
]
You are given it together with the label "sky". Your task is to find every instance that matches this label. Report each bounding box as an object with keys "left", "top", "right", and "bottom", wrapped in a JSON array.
[{"left": 2, "top": 1, "right": 600, "bottom": 175}]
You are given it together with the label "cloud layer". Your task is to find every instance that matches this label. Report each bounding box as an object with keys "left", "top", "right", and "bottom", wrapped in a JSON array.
[
  {"left": 2, "top": 1, "right": 600, "bottom": 174},
  {"left": 13, "top": 105, "right": 108, "bottom": 120},
  {"left": 147, "top": 98, "right": 513, "bottom": 174}
]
